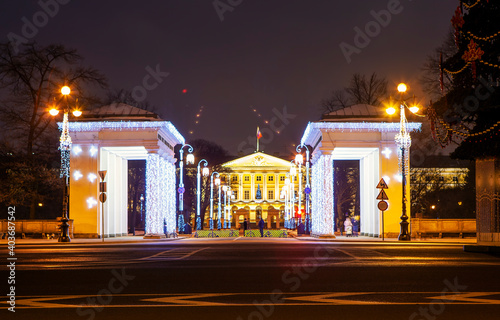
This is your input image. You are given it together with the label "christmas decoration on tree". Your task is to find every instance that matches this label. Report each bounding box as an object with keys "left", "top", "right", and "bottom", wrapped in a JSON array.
[{"left": 430, "top": 0, "right": 500, "bottom": 158}]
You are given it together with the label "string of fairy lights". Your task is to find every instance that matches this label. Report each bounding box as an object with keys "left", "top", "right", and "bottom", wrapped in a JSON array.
[{"left": 433, "top": 0, "right": 500, "bottom": 147}]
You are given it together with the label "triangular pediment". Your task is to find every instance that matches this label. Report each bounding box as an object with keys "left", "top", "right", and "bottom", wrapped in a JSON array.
[{"left": 223, "top": 152, "right": 292, "bottom": 168}]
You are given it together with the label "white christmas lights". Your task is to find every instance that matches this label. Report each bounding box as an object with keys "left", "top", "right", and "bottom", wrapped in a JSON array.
[
  {"left": 89, "top": 146, "right": 98, "bottom": 157},
  {"left": 146, "top": 153, "right": 177, "bottom": 235},
  {"left": 73, "top": 170, "right": 83, "bottom": 181},
  {"left": 63, "top": 121, "right": 185, "bottom": 145},
  {"left": 87, "top": 173, "right": 97, "bottom": 183},
  {"left": 73, "top": 145, "right": 82, "bottom": 155},
  {"left": 86, "top": 197, "right": 97, "bottom": 209},
  {"left": 311, "top": 154, "right": 334, "bottom": 236},
  {"left": 301, "top": 121, "right": 422, "bottom": 146},
  {"left": 146, "top": 153, "right": 161, "bottom": 234}
]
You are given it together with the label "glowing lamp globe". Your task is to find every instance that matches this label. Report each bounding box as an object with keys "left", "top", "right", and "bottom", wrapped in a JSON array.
[
  {"left": 215, "top": 177, "right": 221, "bottom": 186},
  {"left": 290, "top": 166, "right": 297, "bottom": 176},
  {"left": 386, "top": 107, "right": 396, "bottom": 115},
  {"left": 409, "top": 106, "right": 419, "bottom": 114},
  {"left": 202, "top": 167, "right": 209, "bottom": 177},
  {"left": 186, "top": 153, "right": 195, "bottom": 165},
  {"left": 397, "top": 83, "right": 407, "bottom": 93},
  {"left": 49, "top": 108, "right": 60, "bottom": 116},
  {"left": 222, "top": 185, "right": 228, "bottom": 192},
  {"left": 61, "top": 86, "right": 71, "bottom": 95},
  {"left": 295, "top": 153, "right": 303, "bottom": 165},
  {"left": 72, "top": 110, "right": 82, "bottom": 117},
  {"left": 285, "top": 178, "right": 291, "bottom": 185}
]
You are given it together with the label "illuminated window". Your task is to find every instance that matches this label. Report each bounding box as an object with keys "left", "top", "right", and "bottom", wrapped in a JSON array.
[
  {"left": 232, "top": 176, "right": 238, "bottom": 182},
  {"left": 244, "top": 176, "right": 250, "bottom": 182},
  {"left": 280, "top": 175, "right": 285, "bottom": 182},
  {"left": 268, "top": 190, "right": 274, "bottom": 200},
  {"left": 244, "top": 190, "right": 250, "bottom": 200},
  {"left": 256, "top": 175, "right": 262, "bottom": 182},
  {"left": 233, "top": 190, "right": 238, "bottom": 199},
  {"left": 268, "top": 175, "right": 274, "bottom": 182}
]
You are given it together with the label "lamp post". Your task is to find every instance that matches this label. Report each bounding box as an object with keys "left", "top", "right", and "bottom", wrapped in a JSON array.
[
  {"left": 210, "top": 171, "right": 220, "bottom": 230},
  {"left": 217, "top": 178, "right": 222, "bottom": 229},
  {"left": 296, "top": 144, "right": 311, "bottom": 233},
  {"left": 227, "top": 188, "right": 233, "bottom": 229},
  {"left": 196, "top": 159, "right": 209, "bottom": 230},
  {"left": 49, "top": 85, "right": 82, "bottom": 243},
  {"left": 178, "top": 144, "right": 194, "bottom": 232},
  {"left": 386, "top": 83, "right": 420, "bottom": 241},
  {"left": 290, "top": 161, "right": 297, "bottom": 229},
  {"left": 284, "top": 177, "right": 291, "bottom": 229},
  {"left": 222, "top": 185, "right": 228, "bottom": 228},
  {"left": 140, "top": 194, "right": 145, "bottom": 230}
]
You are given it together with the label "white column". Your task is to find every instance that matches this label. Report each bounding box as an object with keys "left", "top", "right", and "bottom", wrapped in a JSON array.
[
  {"left": 145, "top": 152, "right": 163, "bottom": 236},
  {"left": 263, "top": 174, "right": 267, "bottom": 200},
  {"left": 165, "top": 158, "right": 177, "bottom": 235},
  {"left": 239, "top": 174, "right": 243, "bottom": 201},
  {"left": 311, "top": 152, "right": 335, "bottom": 237},
  {"left": 251, "top": 174, "right": 255, "bottom": 200},
  {"left": 119, "top": 156, "right": 128, "bottom": 236}
]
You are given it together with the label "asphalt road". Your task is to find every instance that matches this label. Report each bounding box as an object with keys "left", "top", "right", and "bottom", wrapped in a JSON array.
[{"left": 2, "top": 238, "right": 500, "bottom": 320}]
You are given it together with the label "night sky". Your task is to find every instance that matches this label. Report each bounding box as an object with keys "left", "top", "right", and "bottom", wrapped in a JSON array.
[{"left": 1, "top": 0, "right": 457, "bottom": 155}]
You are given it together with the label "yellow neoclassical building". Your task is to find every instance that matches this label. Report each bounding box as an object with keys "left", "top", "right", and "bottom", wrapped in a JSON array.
[{"left": 221, "top": 152, "right": 305, "bottom": 228}]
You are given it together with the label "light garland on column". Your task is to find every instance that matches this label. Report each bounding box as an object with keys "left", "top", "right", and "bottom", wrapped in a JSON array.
[
  {"left": 59, "top": 112, "right": 72, "bottom": 178},
  {"left": 166, "top": 160, "right": 176, "bottom": 235},
  {"left": 311, "top": 154, "right": 334, "bottom": 236},
  {"left": 146, "top": 153, "right": 161, "bottom": 234}
]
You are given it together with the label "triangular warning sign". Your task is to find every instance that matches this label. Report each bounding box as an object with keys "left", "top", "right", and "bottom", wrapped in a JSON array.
[
  {"left": 376, "top": 189, "right": 389, "bottom": 200},
  {"left": 376, "top": 178, "right": 388, "bottom": 189},
  {"left": 98, "top": 170, "right": 107, "bottom": 180}
]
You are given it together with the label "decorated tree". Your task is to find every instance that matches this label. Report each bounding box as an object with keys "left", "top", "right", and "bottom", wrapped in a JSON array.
[{"left": 427, "top": 0, "right": 500, "bottom": 158}]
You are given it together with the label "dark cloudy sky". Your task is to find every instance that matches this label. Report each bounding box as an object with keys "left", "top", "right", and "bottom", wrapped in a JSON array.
[{"left": 1, "top": 0, "right": 457, "bottom": 155}]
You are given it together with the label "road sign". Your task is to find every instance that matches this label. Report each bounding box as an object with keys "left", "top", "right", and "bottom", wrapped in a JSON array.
[
  {"left": 376, "top": 189, "right": 389, "bottom": 200},
  {"left": 98, "top": 170, "right": 107, "bottom": 181},
  {"left": 178, "top": 187, "right": 185, "bottom": 194},
  {"left": 99, "top": 193, "right": 107, "bottom": 203},
  {"left": 376, "top": 178, "right": 388, "bottom": 189},
  {"left": 377, "top": 200, "right": 388, "bottom": 211}
]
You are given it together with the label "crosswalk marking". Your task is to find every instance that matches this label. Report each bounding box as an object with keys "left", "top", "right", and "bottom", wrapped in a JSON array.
[{"left": 12, "top": 292, "right": 500, "bottom": 309}]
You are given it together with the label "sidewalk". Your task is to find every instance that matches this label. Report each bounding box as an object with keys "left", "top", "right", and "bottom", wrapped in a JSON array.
[
  {"left": 295, "top": 235, "right": 477, "bottom": 245},
  {"left": 2, "top": 234, "right": 478, "bottom": 245},
  {"left": 0, "top": 235, "right": 186, "bottom": 245}
]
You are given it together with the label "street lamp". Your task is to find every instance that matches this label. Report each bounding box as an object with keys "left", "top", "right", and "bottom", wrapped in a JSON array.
[
  {"left": 289, "top": 160, "right": 297, "bottom": 229},
  {"left": 386, "top": 83, "right": 422, "bottom": 241},
  {"left": 210, "top": 171, "right": 220, "bottom": 230},
  {"left": 222, "top": 185, "right": 228, "bottom": 228},
  {"left": 178, "top": 144, "right": 194, "bottom": 231},
  {"left": 196, "top": 159, "right": 209, "bottom": 230},
  {"left": 49, "top": 85, "right": 82, "bottom": 243},
  {"left": 227, "top": 188, "right": 233, "bottom": 229},
  {"left": 216, "top": 176, "right": 222, "bottom": 230},
  {"left": 284, "top": 177, "right": 291, "bottom": 229},
  {"left": 296, "top": 144, "right": 311, "bottom": 233},
  {"left": 140, "top": 194, "right": 145, "bottom": 229}
]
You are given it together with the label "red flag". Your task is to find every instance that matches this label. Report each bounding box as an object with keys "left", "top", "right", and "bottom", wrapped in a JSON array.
[{"left": 257, "top": 127, "right": 262, "bottom": 139}]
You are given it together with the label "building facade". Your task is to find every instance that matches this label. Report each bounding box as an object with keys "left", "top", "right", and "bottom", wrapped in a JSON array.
[{"left": 221, "top": 152, "right": 305, "bottom": 228}]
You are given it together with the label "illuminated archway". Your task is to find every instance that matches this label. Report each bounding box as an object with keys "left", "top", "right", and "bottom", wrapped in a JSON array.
[
  {"left": 301, "top": 105, "right": 421, "bottom": 238},
  {"left": 66, "top": 104, "right": 184, "bottom": 238}
]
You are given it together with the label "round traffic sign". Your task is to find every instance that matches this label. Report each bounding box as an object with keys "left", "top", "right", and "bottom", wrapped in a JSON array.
[
  {"left": 99, "top": 193, "right": 107, "bottom": 203},
  {"left": 377, "top": 200, "right": 388, "bottom": 211},
  {"left": 178, "top": 187, "right": 185, "bottom": 194},
  {"left": 304, "top": 187, "right": 311, "bottom": 195}
]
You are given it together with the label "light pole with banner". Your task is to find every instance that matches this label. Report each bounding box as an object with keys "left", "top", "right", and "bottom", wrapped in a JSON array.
[
  {"left": 49, "top": 85, "right": 82, "bottom": 242},
  {"left": 178, "top": 144, "right": 194, "bottom": 231},
  {"left": 196, "top": 159, "right": 209, "bottom": 230}
]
